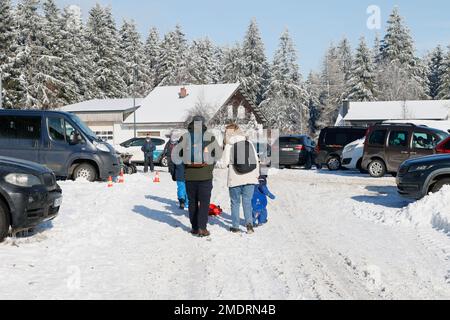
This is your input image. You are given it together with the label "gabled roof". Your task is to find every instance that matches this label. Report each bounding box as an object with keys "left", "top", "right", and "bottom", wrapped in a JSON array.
[
  {"left": 61, "top": 98, "right": 142, "bottom": 113},
  {"left": 124, "top": 83, "right": 241, "bottom": 124},
  {"left": 344, "top": 100, "right": 450, "bottom": 121}
]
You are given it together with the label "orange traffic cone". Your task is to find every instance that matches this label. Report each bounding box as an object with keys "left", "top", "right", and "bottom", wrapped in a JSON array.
[
  {"left": 118, "top": 168, "right": 125, "bottom": 183},
  {"left": 153, "top": 171, "right": 160, "bottom": 183},
  {"left": 107, "top": 176, "right": 114, "bottom": 188}
]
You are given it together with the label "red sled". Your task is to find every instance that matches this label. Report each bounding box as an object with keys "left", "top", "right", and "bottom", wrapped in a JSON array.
[{"left": 208, "top": 204, "right": 223, "bottom": 216}]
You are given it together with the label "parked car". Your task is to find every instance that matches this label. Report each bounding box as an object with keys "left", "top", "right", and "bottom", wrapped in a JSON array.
[
  {"left": 315, "top": 127, "right": 367, "bottom": 170},
  {"left": 273, "top": 135, "right": 316, "bottom": 169},
  {"left": 397, "top": 154, "right": 450, "bottom": 199},
  {"left": 0, "top": 156, "right": 62, "bottom": 242},
  {"left": 116, "top": 137, "right": 169, "bottom": 167},
  {"left": 362, "top": 123, "right": 449, "bottom": 178},
  {"left": 0, "top": 110, "right": 121, "bottom": 182},
  {"left": 341, "top": 138, "right": 366, "bottom": 172}
]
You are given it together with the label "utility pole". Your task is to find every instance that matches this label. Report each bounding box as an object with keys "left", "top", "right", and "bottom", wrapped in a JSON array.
[
  {"left": 133, "top": 64, "right": 138, "bottom": 138},
  {"left": 0, "top": 67, "right": 3, "bottom": 109}
]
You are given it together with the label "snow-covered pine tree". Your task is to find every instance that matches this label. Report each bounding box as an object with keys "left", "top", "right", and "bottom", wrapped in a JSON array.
[
  {"left": 157, "top": 25, "right": 193, "bottom": 86},
  {"left": 260, "top": 29, "right": 308, "bottom": 133},
  {"left": 378, "top": 6, "right": 428, "bottom": 100},
  {"left": 12, "top": 0, "right": 56, "bottom": 109},
  {"left": 221, "top": 43, "right": 245, "bottom": 84},
  {"left": 372, "top": 33, "right": 382, "bottom": 65},
  {"left": 119, "top": 19, "right": 150, "bottom": 97},
  {"left": 241, "top": 19, "right": 270, "bottom": 105},
  {"left": 0, "top": 0, "right": 17, "bottom": 108},
  {"left": 61, "top": 5, "right": 92, "bottom": 102},
  {"left": 85, "top": 4, "right": 126, "bottom": 98},
  {"left": 189, "top": 38, "right": 215, "bottom": 85},
  {"left": 157, "top": 31, "right": 180, "bottom": 86},
  {"left": 427, "top": 46, "right": 445, "bottom": 99},
  {"left": 144, "top": 27, "right": 160, "bottom": 88},
  {"left": 346, "top": 37, "right": 377, "bottom": 102},
  {"left": 211, "top": 46, "right": 223, "bottom": 84},
  {"left": 39, "top": 0, "right": 75, "bottom": 108},
  {"left": 337, "top": 37, "right": 353, "bottom": 83},
  {"left": 315, "top": 44, "right": 346, "bottom": 129},
  {"left": 305, "top": 71, "right": 321, "bottom": 137},
  {"left": 438, "top": 47, "right": 450, "bottom": 99}
]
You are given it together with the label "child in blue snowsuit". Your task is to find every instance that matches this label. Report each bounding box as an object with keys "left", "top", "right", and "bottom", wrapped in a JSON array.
[
  {"left": 252, "top": 176, "right": 275, "bottom": 226},
  {"left": 167, "top": 139, "right": 189, "bottom": 210}
]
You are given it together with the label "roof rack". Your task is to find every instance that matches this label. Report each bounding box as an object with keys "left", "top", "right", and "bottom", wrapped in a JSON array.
[{"left": 374, "top": 122, "right": 419, "bottom": 126}]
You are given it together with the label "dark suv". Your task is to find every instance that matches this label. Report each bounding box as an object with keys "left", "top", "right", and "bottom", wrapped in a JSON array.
[
  {"left": 362, "top": 123, "right": 448, "bottom": 178},
  {"left": 397, "top": 154, "right": 450, "bottom": 199},
  {"left": 315, "top": 127, "right": 367, "bottom": 170},
  {"left": 0, "top": 156, "right": 62, "bottom": 242},
  {"left": 275, "top": 135, "right": 316, "bottom": 169}
]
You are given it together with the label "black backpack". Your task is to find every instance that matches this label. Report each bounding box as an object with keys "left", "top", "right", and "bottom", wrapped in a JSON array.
[{"left": 231, "top": 140, "right": 257, "bottom": 174}]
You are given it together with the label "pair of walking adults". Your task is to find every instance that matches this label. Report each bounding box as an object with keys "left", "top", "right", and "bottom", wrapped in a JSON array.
[{"left": 176, "top": 116, "right": 260, "bottom": 237}]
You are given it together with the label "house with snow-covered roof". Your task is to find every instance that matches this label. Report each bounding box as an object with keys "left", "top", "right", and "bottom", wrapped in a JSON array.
[
  {"left": 336, "top": 100, "right": 450, "bottom": 130},
  {"left": 61, "top": 83, "right": 266, "bottom": 144}
]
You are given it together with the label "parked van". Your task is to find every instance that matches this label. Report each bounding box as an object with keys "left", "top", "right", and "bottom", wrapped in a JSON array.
[
  {"left": 0, "top": 110, "right": 121, "bottom": 182},
  {"left": 315, "top": 127, "right": 368, "bottom": 170},
  {"left": 362, "top": 123, "right": 449, "bottom": 178}
]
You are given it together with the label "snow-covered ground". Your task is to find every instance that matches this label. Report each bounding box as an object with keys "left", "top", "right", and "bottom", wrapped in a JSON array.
[{"left": 1, "top": 168, "right": 450, "bottom": 300}]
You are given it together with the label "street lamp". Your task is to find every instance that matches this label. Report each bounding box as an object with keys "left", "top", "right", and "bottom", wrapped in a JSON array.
[
  {"left": 133, "top": 64, "right": 138, "bottom": 138},
  {"left": 0, "top": 67, "right": 3, "bottom": 109}
]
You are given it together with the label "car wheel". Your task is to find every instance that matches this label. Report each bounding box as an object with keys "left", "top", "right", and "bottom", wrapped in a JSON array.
[
  {"left": 0, "top": 200, "right": 10, "bottom": 243},
  {"left": 431, "top": 178, "right": 450, "bottom": 193},
  {"left": 368, "top": 159, "right": 386, "bottom": 178},
  {"left": 327, "top": 157, "right": 341, "bottom": 171},
  {"left": 73, "top": 163, "right": 97, "bottom": 182},
  {"left": 160, "top": 156, "right": 169, "bottom": 168},
  {"left": 357, "top": 159, "right": 368, "bottom": 174},
  {"left": 126, "top": 165, "right": 134, "bottom": 175}
]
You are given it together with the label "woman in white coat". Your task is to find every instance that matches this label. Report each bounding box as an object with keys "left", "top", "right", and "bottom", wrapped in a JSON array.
[{"left": 219, "top": 124, "right": 260, "bottom": 234}]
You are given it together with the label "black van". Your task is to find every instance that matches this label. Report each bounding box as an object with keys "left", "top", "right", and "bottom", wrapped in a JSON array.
[
  {"left": 315, "top": 127, "right": 367, "bottom": 170},
  {"left": 0, "top": 110, "right": 120, "bottom": 182}
]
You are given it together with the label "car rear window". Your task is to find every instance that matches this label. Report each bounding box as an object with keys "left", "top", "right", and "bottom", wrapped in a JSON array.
[
  {"left": 324, "top": 132, "right": 349, "bottom": 146},
  {"left": 368, "top": 130, "right": 386, "bottom": 146},
  {"left": 279, "top": 137, "right": 303, "bottom": 145}
]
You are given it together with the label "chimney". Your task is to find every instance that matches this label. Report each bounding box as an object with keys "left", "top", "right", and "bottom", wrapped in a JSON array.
[{"left": 179, "top": 87, "right": 188, "bottom": 99}]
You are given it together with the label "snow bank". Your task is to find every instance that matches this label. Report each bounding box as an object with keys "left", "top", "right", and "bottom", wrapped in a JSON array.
[{"left": 398, "top": 186, "right": 450, "bottom": 234}]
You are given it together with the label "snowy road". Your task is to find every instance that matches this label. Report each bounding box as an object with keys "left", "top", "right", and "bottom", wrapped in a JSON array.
[{"left": 1, "top": 168, "right": 449, "bottom": 300}]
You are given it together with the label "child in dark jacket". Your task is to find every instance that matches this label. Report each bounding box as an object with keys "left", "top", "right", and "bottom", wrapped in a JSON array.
[{"left": 252, "top": 176, "right": 275, "bottom": 226}]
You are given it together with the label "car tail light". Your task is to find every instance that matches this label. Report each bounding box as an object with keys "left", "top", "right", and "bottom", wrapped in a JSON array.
[
  {"left": 436, "top": 138, "right": 450, "bottom": 154},
  {"left": 295, "top": 145, "right": 304, "bottom": 151},
  {"left": 436, "top": 146, "right": 450, "bottom": 154}
]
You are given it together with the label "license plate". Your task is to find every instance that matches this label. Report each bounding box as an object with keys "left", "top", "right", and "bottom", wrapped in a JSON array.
[
  {"left": 53, "top": 197, "right": 63, "bottom": 208},
  {"left": 281, "top": 148, "right": 294, "bottom": 152}
]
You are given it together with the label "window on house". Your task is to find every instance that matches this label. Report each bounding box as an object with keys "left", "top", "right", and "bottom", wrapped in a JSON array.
[
  {"left": 94, "top": 131, "right": 114, "bottom": 142},
  {"left": 137, "top": 131, "right": 160, "bottom": 137}
]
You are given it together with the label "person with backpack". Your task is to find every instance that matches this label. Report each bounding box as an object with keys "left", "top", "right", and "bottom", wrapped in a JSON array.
[
  {"left": 178, "top": 115, "right": 219, "bottom": 237},
  {"left": 141, "top": 134, "right": 156, "bottom": 173},
  {"left": 218, "top": 124, "right": 259, "bottom": 234}
]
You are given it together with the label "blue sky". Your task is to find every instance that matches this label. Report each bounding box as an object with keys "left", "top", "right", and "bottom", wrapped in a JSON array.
[{"left": 54, "top": 0, "right": 450, "bottom": 74}]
